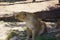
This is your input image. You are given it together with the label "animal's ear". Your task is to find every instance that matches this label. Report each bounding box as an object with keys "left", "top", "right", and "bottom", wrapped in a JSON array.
[
  {"left": 31, "top": 13, "right": 35, "bottom": 16},
  {"left": 14, "top": 13, "right": 20, "bottom": 19},
  {"left": 24, "top": 13, "right": 27, "bottom": 16},
  {"left": 14, "top": 14, "right": 18, "bottom": 19},
  {"left": 23, "top": 12, "right": 35, "bottom": 16},
  {"left": 28, "top": 13, "right": 35, "bottom": 16}
]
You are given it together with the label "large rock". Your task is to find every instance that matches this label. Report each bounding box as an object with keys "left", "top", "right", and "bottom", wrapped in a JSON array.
[{"left": 0, "top": 21, "right": 26, "bottom": 40}]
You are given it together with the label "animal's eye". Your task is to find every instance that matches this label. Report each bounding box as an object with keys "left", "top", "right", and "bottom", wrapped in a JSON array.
[
  {"left": 16, "top": 15, "right": 19, "bottom": 17},
  {"left": 24, "top": 14, "right": 27, "bottom": 16}
]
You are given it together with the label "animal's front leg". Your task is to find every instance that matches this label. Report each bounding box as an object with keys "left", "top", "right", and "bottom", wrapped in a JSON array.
[
  {"left": 26, "top": 28, "right": 32, "bottom": 40},
  {"left": 32, "top": 30, "right": 35, "bottom": 40},
  {"left": 26, "top": 29, "right": 30, "bottom": 40}
]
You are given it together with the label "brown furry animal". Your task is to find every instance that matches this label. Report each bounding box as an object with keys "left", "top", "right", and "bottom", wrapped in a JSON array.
[{"left": 14, "top": 11, "right": 45, "bottom": 40}]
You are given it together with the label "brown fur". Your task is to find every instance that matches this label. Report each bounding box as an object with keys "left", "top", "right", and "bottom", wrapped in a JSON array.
[
  {"left": 14, "top": 11, "right": 45, "bottom": 40},
  {"left": 57, "top": 19, "right": 60, "bottom": 29}
]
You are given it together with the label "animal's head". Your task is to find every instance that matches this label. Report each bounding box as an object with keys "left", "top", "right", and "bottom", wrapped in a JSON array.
[{"left": 15, "top": 11, "right": 34, "bottom": 21}]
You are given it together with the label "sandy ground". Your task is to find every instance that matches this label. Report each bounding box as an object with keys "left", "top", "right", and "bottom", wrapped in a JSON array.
[{"left": 0, "top": 0, "right": 58, "bottom": 15}]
